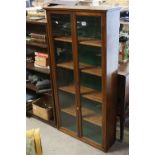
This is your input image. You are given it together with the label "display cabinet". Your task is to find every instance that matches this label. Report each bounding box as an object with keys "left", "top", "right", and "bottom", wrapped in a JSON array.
[{"left": 45, "top": 5, "right": 120, "bottom": 151}]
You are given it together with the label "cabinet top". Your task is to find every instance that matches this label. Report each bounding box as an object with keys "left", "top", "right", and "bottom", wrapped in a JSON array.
[{"left": 44, "top": 5, "right": 120, "bottom": 12}]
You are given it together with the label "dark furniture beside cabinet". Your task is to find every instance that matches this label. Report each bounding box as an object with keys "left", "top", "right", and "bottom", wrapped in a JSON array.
[
  {"left": 45, "top": 5, "right": 120, "bottom": 152},
  {"left": 117, "top": 62, "right": 129, "bottom": 141},
  {"left": 26, "top": 18, "right": 56, "bottom": 127}
]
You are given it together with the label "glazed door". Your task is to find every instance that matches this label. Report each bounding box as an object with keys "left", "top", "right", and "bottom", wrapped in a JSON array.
[
  {"left": 75, "top": 13, "right": 103, "bottom": 145},
  {"left": 48, "top": 13, "right": 78, "bottom": 134}
]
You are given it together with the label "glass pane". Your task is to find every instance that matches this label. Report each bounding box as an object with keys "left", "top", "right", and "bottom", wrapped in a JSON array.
[
  {"left": 80, "top": 72, "right": 102, "bottom": 144},
  {"left": 81, "top": 73, "right": 101, "bottom": 91},
  {"left": 81, "top": 98, "right": 102, "bottom": 144},
  {"left": 79, "top": 45, "right": 101, "bottom": 66},
  {"left": 77, "top": 15, "right": 102, "bottom": 144},
  {"left": 52, "top": 14, "right": 77, "bottom": 133},
  {"left": 52, "top": 14, "right": 71, "bottom": 37},
  {"left": 59, "top": 91, "right": 76, "bottom": 132},
  {"left": 77, "top": 16, "right": 101, "bottom": 39}
]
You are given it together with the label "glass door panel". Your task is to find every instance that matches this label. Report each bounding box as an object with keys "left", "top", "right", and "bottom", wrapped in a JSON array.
[
  {"left": 52, "top": 14, "right": 77, "bottom": 133},
  {"left": 81, "top": 98, "right": 102, "bottom": 144},
  {"left": 77, "top": 16, "right": 101, "bottom": 39},
  {"left": 77, "top": 15, "right": 102, "bottom": 144},
  {"left": 52, "top": 14, "right": 71, "bottom": 37}
]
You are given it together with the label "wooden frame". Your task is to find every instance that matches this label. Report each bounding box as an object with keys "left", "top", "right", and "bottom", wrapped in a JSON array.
[{"left": 45, "top": 6, "right": 120, "bottom": 152}]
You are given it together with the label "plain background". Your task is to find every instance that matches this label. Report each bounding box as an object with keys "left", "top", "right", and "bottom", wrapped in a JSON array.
[{"left": 0, "top": 0, "right": 155, "bottom": 155}]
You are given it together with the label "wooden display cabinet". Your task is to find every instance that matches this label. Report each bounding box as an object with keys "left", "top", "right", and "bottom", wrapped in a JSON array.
[
  {"left": 45, "top": 5, "right": 120, "bottom": 152},
  {"left": 26, "top": 18, "right": 56, "bottom": 127}
]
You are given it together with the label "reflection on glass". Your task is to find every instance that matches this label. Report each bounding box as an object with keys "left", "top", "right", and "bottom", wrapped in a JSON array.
[
  {"left": 52, "top": 14, "right": 71, "bottom": 36},
  {"left": 77, "top": 16, "right": 101, "bottom": 39},
  {"left": 54, "top": 41, "right": 72, "bottom": 64}
]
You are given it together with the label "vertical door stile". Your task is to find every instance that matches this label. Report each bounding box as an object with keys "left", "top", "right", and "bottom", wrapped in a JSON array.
[
  {"left": 46, "top": 11, "right": 61, "bottom": 128},
  {"left": 101, "top": 13, "right": 107, "bottom": 150},
  {"left": 71, "top": 13, "right": 82, "bottom": 137}
]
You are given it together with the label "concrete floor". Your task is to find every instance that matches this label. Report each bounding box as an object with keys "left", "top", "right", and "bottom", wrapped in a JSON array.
[{"left": 26, "top": 117, "right": 129, "bottom": 155}]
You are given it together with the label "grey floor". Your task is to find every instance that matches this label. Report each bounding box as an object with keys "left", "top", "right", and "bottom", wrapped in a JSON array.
[{"left": 26, "top": 117, "right": 129, "bottom": 155}]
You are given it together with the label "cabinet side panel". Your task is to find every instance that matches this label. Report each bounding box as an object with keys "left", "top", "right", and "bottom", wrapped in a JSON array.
[{"left": 105, "top": 10, "right": 120, "bottom": 150}]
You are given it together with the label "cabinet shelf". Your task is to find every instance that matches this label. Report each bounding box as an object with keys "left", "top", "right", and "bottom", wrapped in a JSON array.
[
  {"left": 57, "top": 61, "right": 74, "bottom": 70},
  {"left": 54, "top": 36, "right": 102, "bottom": 47},
  {"left": 26, "top": 62, "right": 50, "bottom": 74},
  {"left": 79, "top": 38, "right": 102, "bottom": 47},
  {"left": 61, "top": 106, "right": 102, "bottom": 126},
  {"left": 57, "top": 61, "right": 102, "bottom": 77},
  {"left": 54, "top": 36, "right": 72, "bottom": 43},
  {"left": 26, "top": 40, "right": 47, "bottom": 48},
  {"left": 59, "top": 84, "right": 102, "bottom": 103},
  {"left": 81, "top": 65, "right": 102, "bottom": 77},
  {"left": 83, "top": 91, "right": 102, "bottom": 103}
]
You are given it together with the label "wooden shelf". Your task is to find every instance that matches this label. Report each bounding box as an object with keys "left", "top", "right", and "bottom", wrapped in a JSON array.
[
  {"left": 83, "top": 91, "right": 102, "bottom": 103},
  {"left": 61, "top": 106, "right": 102, "bottom": 126},
  {"left": 26, "top": 62, "right": 50, "bottom": 74},
  {"left": 26, "top": 40, "right": 47, "bottom": 48},
  {"left": 59, "top": 84, "right": 102, "bottom": 103},
  {"left": 26, "top": 82, "right": 37, "bottom": 91},
  {"left": 26, "top": 17, "right": 47, "bottom": 25},
  {"left": 57, "top": 61, "right": 74, "bottom": 70},
  {"left": 54, "top": 36, "right": 102, "bottom": 47},
  {"left": 81, "top": 65, "right": 102, "bottom": 77},
  {"left": 54, "top": 36, "right": 72, "bottom": 43},
  {"left": 79, "top": 38, "right": 102, "bottom": 47},
  {"left": 57, "top": 61, "right": 102, "bottom": 77},
  {"left": 26, "top": 82, "right": 52, "bottom": 95}
]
